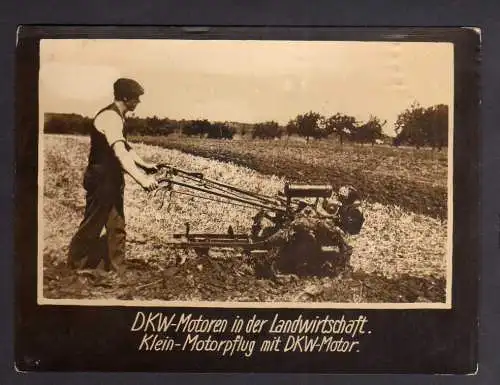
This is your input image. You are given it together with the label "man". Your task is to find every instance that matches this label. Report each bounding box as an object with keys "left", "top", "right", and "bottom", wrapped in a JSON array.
[{"left": 67, "top": 78, "right": 158, "bottom": 274}]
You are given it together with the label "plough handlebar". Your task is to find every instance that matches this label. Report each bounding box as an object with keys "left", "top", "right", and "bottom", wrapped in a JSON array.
[
  {"left": 156, "top": 163, "right": 204, "bottom": 179},
  {"left": 151, "top": 163, "right": 337, "bottom": 216},
  {"left": 156, "top": 177, "right": 289, "bottom": 213},
  {"left": 153, "top": 163, "right": 292, "bottom": 213}
]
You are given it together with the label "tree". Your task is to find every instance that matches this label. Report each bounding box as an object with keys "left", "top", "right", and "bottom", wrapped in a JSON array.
[
  {"left": 356, "top": 115, "right": 386, "bottom": 146},
  {"left": 426, "top": 104, "right": 448, "bottom": 151},
  {"left": 182, "top": 119, "right": 211, "bottom": 136},
  {"left": 313, "top": 117, "right": 329, "bottom": 139},
  {"left": 252, "top": 121, "right": 282, "bottom": 139},
  {"left": 295, "top": 111, "right": 323, "bottom": 142},
  {"left": 325, "top": 113, "right": 357, "bottom": 145},
  {"left": 286, "top": 119, "right": 298, "bottom": 137},
  {"left": 394, "top": 102, "right": 427, "bottom": 148},
  {"left": 44, "top": 113, "right": 92, "bottom": 135},
  {"left": 394, "top": 102, "right": 449, "bottom": 149},
  {"left": 125, "top": 117, "right": 149, "bottom": 135},
  {"left": 157, "top": 118, "right": 177, "bottom": 136},
  {"left": 207, "top": 121, "right": 235, "bottom": 139}
]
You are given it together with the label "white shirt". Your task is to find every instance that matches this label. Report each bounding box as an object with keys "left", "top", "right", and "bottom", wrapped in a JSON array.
[{"left": 94, "top": 109, "right": 126, "bottom": 147}]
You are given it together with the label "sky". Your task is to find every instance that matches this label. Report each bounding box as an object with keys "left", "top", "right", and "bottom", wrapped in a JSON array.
[{"left": 39, "top": 39, "right": 454, "bottom": 136}]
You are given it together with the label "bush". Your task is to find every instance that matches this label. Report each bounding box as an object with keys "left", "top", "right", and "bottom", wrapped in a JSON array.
[
  {"left": 182, "top": 119, "right": 211, "bottom": 136},
  {"left": 44, "top": 113, "right": 92, "bottom": 135},
  {"left": 207, "top": 122, "right": 235, "bottom": 139},
  {"left": 252, "top": 121, "right": 282, "bottom": 139}
]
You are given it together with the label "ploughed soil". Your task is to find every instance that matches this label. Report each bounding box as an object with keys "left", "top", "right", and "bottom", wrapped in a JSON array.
[{"left": 43, "top": 249, "right": 445, "bottom": 304}]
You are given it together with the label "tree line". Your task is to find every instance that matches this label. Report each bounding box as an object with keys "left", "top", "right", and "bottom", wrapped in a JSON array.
[
  {"left": 282, "top": 112, "right": 388, "bottom": 146},
  {"left": 251, "top": 102, "right": 448, "bottom": 149},
  {"left": 44, "top": 102, "right": 448, "bottom": 149},
  {"left": 44, "top": 113, "right": 236, "bottom": 139}
]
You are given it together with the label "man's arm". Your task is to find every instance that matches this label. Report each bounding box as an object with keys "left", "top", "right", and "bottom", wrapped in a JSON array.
[
  {"left": 113, "top": 142, "right": 158, "bottom": 191},
  {"left": 128, "top": 147, "right": 158, "bottom": 172},
  {"left": 94, "top": 111, "right": 157, "bottom": 191}
]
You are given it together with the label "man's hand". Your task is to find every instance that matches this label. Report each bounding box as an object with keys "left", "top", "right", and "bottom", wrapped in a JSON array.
[
  {"left": 128, "top": 149, "right": 159, "bottom": 174},
  {"left": 141, "top": 161, "right": 159, "bottom": 174},
  {"left": 140, "top": 174, "right": 159, "bottom": 192}
]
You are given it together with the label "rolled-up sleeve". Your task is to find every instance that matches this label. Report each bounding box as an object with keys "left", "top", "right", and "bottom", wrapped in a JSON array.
[{"left": 94, "top": 111, "right": 126, "bottom": 147}]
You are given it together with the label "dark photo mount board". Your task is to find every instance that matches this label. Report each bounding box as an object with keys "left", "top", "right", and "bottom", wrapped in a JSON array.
[{"left": 15, "top": 26, "right": 479, "bottom": 374}]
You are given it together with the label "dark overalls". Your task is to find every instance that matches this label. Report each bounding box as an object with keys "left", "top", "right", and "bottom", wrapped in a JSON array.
[{"left": 68, "top": 103, "right": 130, "bottom": 272}]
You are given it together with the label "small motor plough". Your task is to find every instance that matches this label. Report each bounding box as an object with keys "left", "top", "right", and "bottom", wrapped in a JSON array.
[{"left": 151, "top": 164, "right": 365, "bottom": 276}]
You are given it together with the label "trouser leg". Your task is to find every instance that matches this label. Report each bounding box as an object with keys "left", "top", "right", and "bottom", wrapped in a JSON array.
[
  {"left": 67, "top": 189, "right": 112, "bottom": 269},
  {"left": 105, "top": 205, "right": 126, "bottom": 273}
]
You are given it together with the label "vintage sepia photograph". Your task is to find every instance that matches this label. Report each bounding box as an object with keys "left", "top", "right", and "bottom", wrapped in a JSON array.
[{"left": 38, "top": 38, "right": 453, "bottom": 308}]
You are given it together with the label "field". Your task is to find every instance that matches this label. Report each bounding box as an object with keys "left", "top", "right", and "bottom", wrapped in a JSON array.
[
  {"left": 131, "top": 135, "right": 448, "bottom": 219},
  {"left": 42, "top": 134, "right": 448, "bottom": 304}
]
